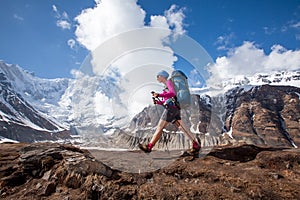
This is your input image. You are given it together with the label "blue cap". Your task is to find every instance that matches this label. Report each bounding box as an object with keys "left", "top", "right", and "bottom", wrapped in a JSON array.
[{"left": 157, "top": 70, "right": 169, "bottom": 79}]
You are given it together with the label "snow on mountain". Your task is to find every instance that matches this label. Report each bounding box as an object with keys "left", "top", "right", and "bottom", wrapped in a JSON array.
[
  {"left": 0, "top": 61, "right": 132, "bottom": 144},
  {"left": 0, "top": 61, "right": 68, "bottom": 103},
  {"left": 193, "top": 70, "right": 300, "bottom": 138},
  {"left": 0, "top": 136, "right": 19, "bottom": 143},
  {"left": 0, "top": 62, "right": 73, "bottom": 142},
  {"left": 59, "top": 71, "right": 128, "bottom": 135},
  {"left": 0, "top": 69, "right": 60, "bottom": 131},
  {"left": 1, "top": 60, "right": 300, "bottom": 145},
  {"left": 191, "top": 71, "right": 300, "bottom": 98},
  {"left": 213, "top": 71, "right": 300, "bottom": 91},
  {"left": 0, "top": 61, "right": 70, "bottom": 127}
]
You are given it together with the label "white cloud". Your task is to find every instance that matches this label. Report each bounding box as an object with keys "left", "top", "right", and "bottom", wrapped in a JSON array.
[
  {"left": 52, "top": 5, "right": 58, "bottom": 13},
  {"left": 215, "top": 33, "right": 235, "bottom": 51},
  {"left": 74, "top": 1, "right": 186, "bottom": 51},
  {"left": 290, "top": 21, "right": 300, "bottom": 29},
  {"left": 264, "top": 44, "right": 300, "bottom": 71},
  {"left": 70, "top": 69, "right": 85, "bottom": 79},
  {"left": 56, "top": 20, "right": 71, "bottom": 30},
  {"left": 52, "top": 5, "right": 60, "bottom": 18},
  {"left": 73, "top": 0, "right": 189, "bottom": 117},
  {"left": 207, "top": 41, "right": 300, "bottom": 85},
  {"left": 62, "top": 11, "right": 69, "bottom": 19},
  {"left": 13, "top": 14, "right": 24, "bottom": 21},
  {"left": 73, "top": 0, "right": 186, "bottom": 76},
  {"left": 74, "top": 0, "right": 146, "bottom": 51},
  {"left": 67, "top": 39, "right": 76, "bottom": 49},
  {"left": 150, "top": 15, "right": 169, "bottom": 29},
  {"left": 52, "top": 4, "right": 71, "bottom": 30},
  {"left": 164, "top": 5, "right": 186, "bottom": 38},
  {"left": 189, "top": 68, "right": 203, "bottom": 87},
  {"left": 263, "top": 26, "right": 276, "bottom": 35}
]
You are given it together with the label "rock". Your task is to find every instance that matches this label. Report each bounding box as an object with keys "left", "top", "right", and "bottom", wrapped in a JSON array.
[
  {"left": 223, "top": 85, "right": 300, "bottom": 147},
  {"left": 0, "top": 142, "right": 115, "bottom": 199},
  {"left": 1, "top": 142, "right": 300, "bottom": 200},
  {"left": 43, "top": 181, "right": 57, "bottom": 196},
  {"left": 112, "top": 85, "right": 300, "bottom": 150}
]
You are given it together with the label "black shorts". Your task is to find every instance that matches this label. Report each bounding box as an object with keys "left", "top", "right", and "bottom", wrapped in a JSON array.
[{"left": 160, "top": 106, "right": 181, "bottom": 123}]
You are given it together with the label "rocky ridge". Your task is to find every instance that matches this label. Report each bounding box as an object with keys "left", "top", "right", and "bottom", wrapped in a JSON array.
[
  {"left": 1, "top": 61, "right": 300, "bottom": 147},
  {"left": 115, "top": 84, "right": 300, "bottom": 150},
  {"left": 223, "top": 85, "right": 300, "bottom": 147},
  {"left": 1, "top": 142, "right": 300, "bottom": 200}
]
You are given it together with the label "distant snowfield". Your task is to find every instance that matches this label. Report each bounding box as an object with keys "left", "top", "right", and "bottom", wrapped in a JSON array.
[
  {"left": 0, "top": 136, "right": 19, "bottom": 144},
  {"left": 193, "top": 71, "right": 300, "bottom": 97}
]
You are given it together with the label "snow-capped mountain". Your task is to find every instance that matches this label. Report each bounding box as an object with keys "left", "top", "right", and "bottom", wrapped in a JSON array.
[
  {"left": 0, "top": 61, "right": 128, "bottom": 144},
  {"left": 0, "top": 61, "right": 71, "bottom": 142},
  {"left": 115, "top": 84, "right": 300, "bottom": 150},
  {"left": 217, "top": 71, "right": 300, "bottom": 90},
  {"left": 113, "top": 71, "right": 300, "bottom": 150},
  {"left": 1, "top": 60, "right": 300, "bottom": 147},
  {"left": 0, "top": 61, "right": 70, "bottom": 124},
  {"left": 58, "top": 70, "right": 128, "bottom": 138}
]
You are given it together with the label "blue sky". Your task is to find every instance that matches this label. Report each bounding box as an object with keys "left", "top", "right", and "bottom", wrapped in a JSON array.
[{"left": 0, "top": 0, "right": 299, "bottom": 79}]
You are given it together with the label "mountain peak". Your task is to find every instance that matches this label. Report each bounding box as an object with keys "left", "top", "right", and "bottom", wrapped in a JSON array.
[{"left": 214, "top": 70, "right": 300, "bottom": 91}]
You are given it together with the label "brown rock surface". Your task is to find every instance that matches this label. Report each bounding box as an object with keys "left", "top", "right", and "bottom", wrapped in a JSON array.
[
  {"left": 113, "top": 85, "right": 300, "bottom": 150},
  {"left": 223, "top": 85, "right": 300, "bottom": 147},
  {"left": 1, "top": 142, "right": 300, "bottom": 200}
]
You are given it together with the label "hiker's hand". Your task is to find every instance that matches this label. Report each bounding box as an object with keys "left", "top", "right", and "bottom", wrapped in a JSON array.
[
  {"left": 152, "top": 92, "right": 159, "bottom": 98},
  {"left": 152, "top": 97, "right": 157, "bottom": 104}
]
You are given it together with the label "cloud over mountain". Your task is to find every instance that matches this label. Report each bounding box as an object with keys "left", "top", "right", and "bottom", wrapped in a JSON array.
[
  {"left": 74, "top": 0, "right": 146, "bottom": 51},
  {"left": 208, "top": 41, "right": 300, "bottom": 85},
  {"left": 74, "top": 0, "right": 186, "bottom": 51}
]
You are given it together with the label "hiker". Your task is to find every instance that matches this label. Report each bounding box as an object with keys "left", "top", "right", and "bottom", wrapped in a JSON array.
[{"left": 139, "top": 70, "right": 201, "bottom": 156}]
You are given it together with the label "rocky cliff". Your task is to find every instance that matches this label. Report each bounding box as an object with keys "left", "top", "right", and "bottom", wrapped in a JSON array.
[
  {"left": 1, "top": 142, "right": 299, "bottom": 199},
  {"left": 113, "top": 85, "right": 300, "bottom": 150},
  {"left": 223, "top": 85, "right": 300, "bottom": 147}
]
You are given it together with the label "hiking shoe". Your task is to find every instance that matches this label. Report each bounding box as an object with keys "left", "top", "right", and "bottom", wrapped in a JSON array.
[
  {"left": 139, "top": 143, "right": 151, "bottom": 153},
  {"left": 186, "top": 145, "right": 201, "bottom": 157}
]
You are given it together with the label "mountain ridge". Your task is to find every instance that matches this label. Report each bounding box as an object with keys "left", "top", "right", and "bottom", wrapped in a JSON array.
[
  {"left": 0, "top": 61, "right": 72, "bottom": 142},
  {"left": 0, "top": 60, "right": 299, "bottom": 147}
]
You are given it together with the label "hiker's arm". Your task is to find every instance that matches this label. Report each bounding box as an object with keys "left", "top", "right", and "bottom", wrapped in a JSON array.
[
  {"left": 159, "top": 80, "right": 176, "bottom": 98},
  {"left": 151, "top": 92, "right": 163, "bottom": 105}
]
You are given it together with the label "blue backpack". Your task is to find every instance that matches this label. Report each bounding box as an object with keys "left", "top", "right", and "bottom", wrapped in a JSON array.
[{"left": 170, "top": 70, "right": 191, "bottom": 109}]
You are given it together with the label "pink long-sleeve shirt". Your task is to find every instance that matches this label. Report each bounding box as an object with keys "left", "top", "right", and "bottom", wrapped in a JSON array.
[{"left": 156, "top": 80, "right": 176, "bottom": 105}]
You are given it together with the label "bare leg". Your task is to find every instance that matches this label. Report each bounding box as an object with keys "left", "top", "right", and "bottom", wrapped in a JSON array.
[
  {"left": 150, "top": 119, "right": 168, "bottom": 145},
  {"left": 174, "top": 120, "right": 197, "bottom": 142}
]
